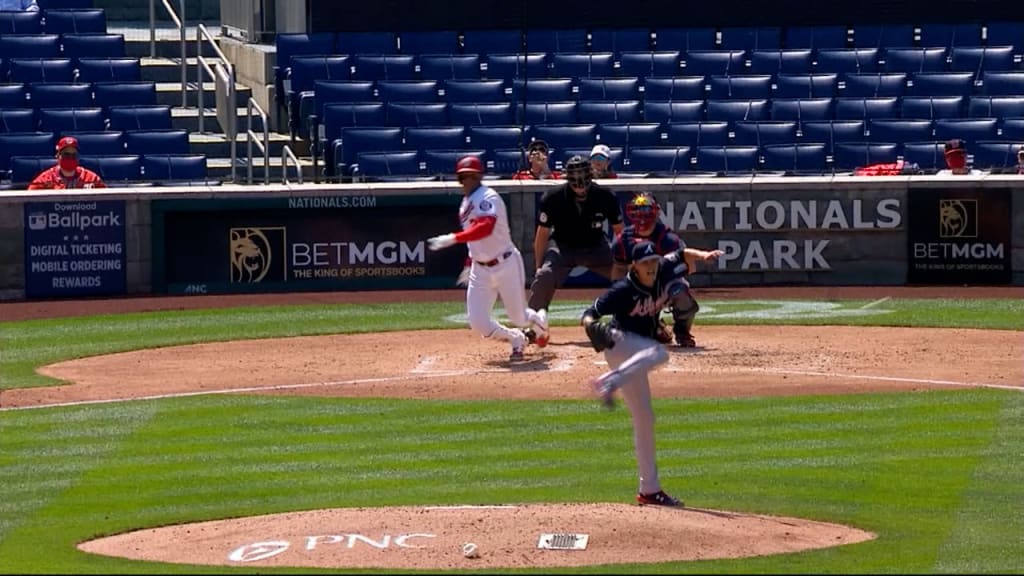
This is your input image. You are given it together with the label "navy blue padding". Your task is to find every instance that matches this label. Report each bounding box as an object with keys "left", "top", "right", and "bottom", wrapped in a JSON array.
[
  {"left": 982, "top": 22, "right": 1024, "bottom": 48},
  {"left": 64, "top": 130, "right": 125, "bottom": 155},
  {"left": 335, "top": 31, "right": 396, "bottom": 55},
  {"left": 354, "top": 151, "right": 421, "bottom": 178},
  {"left": 335, "top": 127, "right": 403, "bottom": 167},
  {"left": 761, "top": 143, "right": 828, "bottom": 173},
  {"left": 833, "top": 142, "right": 899, "bottom": 169},
  {"left": 510, "top": 78, "right": 574, "bottom": 102},
  {"left": 61, "top": 33, "right": 124, "bottom": 59},
  {"left": 719, "top": 27, "right": 781, "bottom": 51},
  {"left": 443, "top": 79, "right": 506, "bottom": 103},
  {"left": 312, "top": 81, "right": 375, "bottom": 120},
  {"left": 901, "top": 141, "right": 946, "bottom": 170},
  {"left": 748, "top": 49, "right": 813, "bottom": 75},
  {"left": 385, "top": 102, "right": 447, "bottom": 127},
  {"left": 578, "top": 77, "right": 640, "bottom": 101},
  {"left": 449, "top": 102, "right": 514, "bottom": 126},
  {"left": 93, "top": 81, "right": 157, "bottom": 108},
  {"left": 815, "top": 48, "right": 880, "bottom": 74},
  {"left": 972, "top": 140, "right": 1024, "bottom": 169},
  {"left": 642, "top": 76, "right": 705, "bottom": 100},
  {"left": 934, "top": 118, "right": 998, "bottom": 143},
  {"left": 405, "top": 126, "right": 466, "bottom": 151},
  {"left": 422, "top": 149, "right": 487, "bottom": 177},
  {"left": 867, "top": 119, "right": 933, "bottom": 143},
  {"left": 705, "top": 99, "right": 769, "bottom": 122},
  {"left": 589, "top": 28, "right": 652, "bottom": 53},
  {"left": 468, "top": 126, "right": 522, "bottom": 151},
  {"left": 10, "top": 58, "right": 74, "bottom": 83},
  {"left": 418, "top": 55, "right": 481, "bottom": 80},
  {"left": 833, "top": 97, "right": 900, "bottom": 120},
  {"left": 578, "top": 100, "right": 642, "bottom": 124},
  {"left": 851, "top": 24, "right": 915, "bottom": 48},
  {"left": 275, "top": 33, "right": 335, "bottom": 73},
  {"left": 490, "top": 148, "right": 526, "bottom": 175},
  {"left": 550, "top": 52, "right": 615, "bottom": 79},
  {"left": 125, "top": 129, "right": 189, "bottom": 156},
  {"left": 529, "top": 124, "right": 598, "bottom": 153},
  {"left": 76, "top": 57, "right": 140, "bottom": 82},
  {"left": 775, "top": 74, "right": 839, "bottom": 98},
  {"left": 80, "top": 154, "right": 142, "bottom": 182},
  {"left": 107, "top": 105, "right": 172, "bottom": 131},
  {"left": 653, "top": 28, "right": 717, "bottom": 52},
  {"left": 800, "top": 120, "right": 865, "bottom": 149},
  {"left": 0, "top": 109, "right": 35, "bottom": 132},
  {"left": 462, "top": 30, "right": 521, "bottom": 55},
  {"left": 0, "top": 34, "right": 61, "bottom": 59},
  {"left": 841, "top": 73, "right": 907, "bottom": 97},
  {"left": 981, "top": 71, "right": 1024, "bottom": 95},
  {"left": 290, "top": 56, "right": 351, "bottom": 96},
  {"left": 918, "top": 23, "right": 984, "bottom": 48},
  {"left": 908, "top": 72, "right": 975, "bottom": 96},
  {"left": 769, "top": 98, "right": 835, "bottom": 122},
  {"left": 142, "top": 154, "right": 206, "bottom": 182},
  {"left": 1000, "top": 119, "right": 1024, "bottom": 140},
  {"left": 376, "top": 80, "right": 439, "bottom": 103},
  {"left": 0, "top": 83, "right": 27, "bottom": 108},
  {"left": 38, "top": 107, "right": 104, "bottom": 132},
  {"left": 732, "top": 121, "right": 799, "bottom": 146},
  {"left": 0, "top": 11, "right": 41, "bottom": 35},
  {"left": 351, "top": 55, "right": 416, "bottom": 82},
  {"left": 524, "top": 29, "right": 587, "bottom": 53},
  {"left": 39, "top": 0, "right": 91, "bottom": 9},
  {"left": 0, "top": 131, "right": 55, "bottom": 171},
  {"left": 519, "top": 101, "right": 578, "bottom": 124},
  {"left": 901, "top": 96, "right": 964, "bottom": 119},
  {"left": 642, "top": 100, "right": 704, "bottom": 123},
  {"left": 43, "top": 9, "right": 106, "bottom": 34},
  {"left": 617, "top": 51, "right": 680, "bottom": 78},
  {"left": 949, "top": 46, "right": 1016, "bottom": 73},
  {"left": 968, "top": 96, "right": 1024, "bottom": 117},
  {"left": 29, "top": 83, "right": 92, "bottom": 108},
  {"left": 398, "top": 30, "right": 459, "bottom": 55},
  {"left": 784, "top": 25, "right": 848, "bottom": 50},
  {"left": 663, "top": 121, "right": 729, "bottom": 147},
  {"left": 484, "top": 53, "right": 548, "bottom": 79},
  {"left": 707, "top": 75, "right": 773, "bottom": 99},
  {"left": 625, "top": 146, "right": 691, "bottom": 174},
  {"left": 695, "top": 145, "right": 759, "bottom": 173},
  {"left": 682, "top": 50, "right": 747, "bottom": 76},
  {"left": 598, "top": 123, "right": 663, "bottom": 148},
  {"left": 10, "top": 156, "right": 53, "bottom": 184},
  {"left": 884, "top": 48, "right": 948, "bottom": 73}
]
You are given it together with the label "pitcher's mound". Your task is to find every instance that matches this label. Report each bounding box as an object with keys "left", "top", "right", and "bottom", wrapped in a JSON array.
[{"left": 79, "top": 503, "right": 875, "bottom": 569}]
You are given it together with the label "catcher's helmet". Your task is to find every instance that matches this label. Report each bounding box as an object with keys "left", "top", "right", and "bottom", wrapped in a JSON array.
[
  {"left": 564, "top": 154, "right": 591, "bottom": 187},
  {"left": 455, "top": 155, "right": 484, "bottom": 174},
  {"left": 625, "top": 192, "right": 660, "bottom": 231}
]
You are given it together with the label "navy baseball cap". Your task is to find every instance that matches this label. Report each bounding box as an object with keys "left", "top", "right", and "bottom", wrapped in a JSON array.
[{"left": 631, "top": 241, "right": 660, "bottom": 263}]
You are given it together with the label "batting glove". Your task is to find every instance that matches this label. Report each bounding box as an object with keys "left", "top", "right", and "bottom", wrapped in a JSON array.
[{"left": 427, "top": 233, "right": 456, "bottom": 251}]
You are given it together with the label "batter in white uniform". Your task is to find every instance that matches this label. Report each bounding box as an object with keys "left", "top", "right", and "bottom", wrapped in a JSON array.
[{"left": 427, "top": 156, "right": 548, "bottom": 361}]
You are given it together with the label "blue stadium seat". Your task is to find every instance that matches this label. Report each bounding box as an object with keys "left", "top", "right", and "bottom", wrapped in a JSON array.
[
  {"left": 578, "top": 77, "right": 640, "bottom": 101},
  {"left": 354, "top": 151, "right": 422, "bottom": 181},
  {"left": 560, "top": 146, "right": 623, "bottom": 166},
  {"left": 706, "top": 99, "right": 768, "bottom": 122},
  {"left": 550, "top": 52, "right": 615, "bottom": 80},
  {"left": 908, "top": 72, "right": 975, "bottom": 96},
  {"left": 351, "top": 55, "right": 416, "bottom": 82},
  {"left": 972, "top": 140, "right": 1024, "bottom": 170},
  {"left": 38, "top": 107, "right": 104, "bottom": 133},
  {"left": 519, "top": 101, "right": 578, "bottom": 124},
  {"left": 0, "top": 109, "right": 35, "bottom": 132},
  {"left": 578, "top": 100, "right": 642, "bottom": 123},
  {"left": 663, "top": 121, "right": 729, "bottom": 146},
  {"left": 449, "top": 102, "right": 515, "bottom": 125},
  {"left": 884, "top": 48, "right": 948, "bottom": 73},
  {"left": 0, "top": 34, "right": 61, "bottom": 59},
  {"left": 653, "top": 27, "right": 717, "bottom": 52},
  {"left": 525, "top": 29, "right": 588, "bottom": 53},
  {"left": 467, "top": 125, "right": 523, "bottom": 151},
  {"left": 642, "top": 76, "right": 705, "bottom": 100},
  {"left": 490, "top": 148, "right": 526, "bottom": 175},
  {"left": 77, "top": 57, "right": 140, "bottom": 82},
  {"left": 851, "top": 24, "right": 916, "bottom": 48},
  {"left": 598, "top": 122, "right": 663, "bottom": 149},
  {"left": 695, "top": 145, "right": 759, "bottom": 173},
  {"left": 732, "top": 121, "right": 799, "bottom": 145},
  {"left": 63, "top": 130, "right": 125, "bottom": 155},
  {"left": 9, "top": 58, "right": 73, "bottom": 83},
  {"left": 983, "top": 23, "right": 1024, "bottom": 49},
  {"left": 39, "top": 0, "right": 92, "bottom": 8},
  {"left": 761, "top": 143, "right": 828, "bottom": 173},
  {"left": 1000, "top": 118, "right": 1024, "bottom": 140},
  {"left": 981, "top": 71, "right": 1024, "bottom": 95},
  {"left": 867, "top": 119, "right": 933, "bottom": 142},
  {"left": 274, "top": 33, "right": 335, "bottom": 113},
  {"left": 901, "top": 141, "right": 946, "bottom": 170},
  {"left": 43, "top": 9, "right": 106, "bottom": 34},
  {"left": 28, "top": 83, "right": 92, "bottom": 108},
  {"left": 901, "top": 96, "right": 964, "bottom": 119},
  {"left": 841, "top": 73, "right": 907, "bottom": 97},
  {"left": 332, "top": 127, "right": 403, "bottom": 171},
  {"left": 815, "top": 48, "right": 880, "bottom": 74},
  {"left": 918, "top": 23, "right": 984, "bottom": 48},
  {"left": 417, "top": 55, "right": 481, "bottom": 80},
  {"left": 142, "top": 154, "right": 207, "bottom": 183},
  {"left": 833, "top": 142, "right": 899, "bottom": 169},
  {"left": 642, "top": 100, "right": 704, "bottom": 123},
  {"left": 462, "top": 30, "right": 521, "bottom": 55},
  {"left": 385, "top": 102, "right": 447, "bottom": 127},
  {"left": 720, "top": 27, "right": 781, "bottom": 50},
  {"left": 322, "top": 103, "right": 388, "bottom": 140},
  {"left": 61, "top": 33, "right": 124, "bottom": 60},
  {"left": 376, "top": 80, "right": 439, "bottom": 103},
  {"left": 769, "top": 98, "right": 834, "bottom": 122},
  {"left": 624, "top": 146, "right": 691, "bottom": 174},
  {"left": 0, "top": 83, "right": 27, "bottom": 109},
  {"left": 405, "top": 126, "right": 467, "bottom": 151},
  {"left": 289, "top": 56, "right": 351, "bottom": 102},
  {"left": 784, "top": 25, "right": 849, "bottom": 49},
  {"left": 310, "top": 81, "right": 375, "bottom": 122},
  {"left": 949, "top": 46, "right": 1016, "bottom": 73},
  {"left": 510, "top": 78, "right": 574, "bottom": 102},
  {"left": 483, "top": 53, "right": 548, "bottom": 79},
  {"left": 969, "top": 96, "right": 1024, "bottom": 117},
  {"left": 125, "top": 129, "right": 189, "bottom": 156},
  {"left": 589, "top": 28, "right": 652, "bottom": 53},
  {"left": 682, "top": 50, "right": 746, "bottom": 76},
  {"left": 529, "top": 124, "right": 598, "bottom": 153},
  {"left": 10, "top": 156, "right": 53, "bottom": 185},
  {"left": 335, "top": 31, "right": 396, "bottom": 54},
  {"left": 748, "top": 49, "right": 813, "bottom": 75},
  {"left": 398, "top": 30, "right": 459, "bottom": 55},
  {"left": 800, "top": 120, "right": 865, "bottom": 150},
  {"left": 933, "top": 117, "right": 998, "bottom": 143},
  {"left": 708, "top": 75, "right": 773, "bottom": 99},
  {"left": 0, "top": 131, "right": 55, "bottom": 172},
  {"left": 92, "top": 81, "right": 157, "bottom": 109},
  {"left": 0, "top": 10, "right": 41, "bottom": 34},
  {"left": 80, "top": 154, "right": 142, "bottom": 183},
  {"left": 617, "top": 51, "right": 681, "bottom": 78},
  {"left": 106, "top": 105, "right": 173, "bottom": 131},
  {"left": 775, "top": 73, "right": 839, "bottom": 98},
  {"left": 834, "top": 97, "right": 900, "bottom": 120},
  {"left": 443, "top": 79, "right": 506, "bottom": 103},
  {"left": 422, "top": 149, "right": 487, "bottom": 178}
]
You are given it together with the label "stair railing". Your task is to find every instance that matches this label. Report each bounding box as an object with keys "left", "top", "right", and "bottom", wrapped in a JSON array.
[
  {"left": 196, "top": 23, "right": 237, "bottom": 183},
  {"left": 246, "top": 97, "right": 270, "bottom": 185},
  {"left": 149, "top": 0, "right": 187, "bottom": 108},
  {"left": 282, "top": 145, "right": 303, "bottom": 185}
]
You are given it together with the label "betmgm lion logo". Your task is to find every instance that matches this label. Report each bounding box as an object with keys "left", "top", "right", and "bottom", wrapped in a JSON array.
[
  {"left": 938, "top": 199, "right": 977, "bottom": 239},
  {"left": 229, "top": 227, "right": 287, "bottom": 283}
]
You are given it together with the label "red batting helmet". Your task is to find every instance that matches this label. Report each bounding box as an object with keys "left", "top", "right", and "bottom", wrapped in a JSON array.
[
  {"left": 625, "top": 192, "right": 660, "bottom": 232},
  {"left": 455, "top": 155, "right": 484, "bottom": 175}
]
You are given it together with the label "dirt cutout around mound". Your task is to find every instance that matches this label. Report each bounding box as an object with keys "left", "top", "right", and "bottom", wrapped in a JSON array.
[{"left": 78, "top": 503, "right": 876, "bottom": 569}]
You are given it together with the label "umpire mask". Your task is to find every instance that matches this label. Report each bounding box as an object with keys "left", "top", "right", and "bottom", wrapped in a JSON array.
[{"left": 565, "top": 155, "right": 591, "bottom": 196}]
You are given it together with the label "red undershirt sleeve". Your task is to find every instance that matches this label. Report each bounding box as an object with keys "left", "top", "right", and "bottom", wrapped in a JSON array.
[{"left": 453, "top": 216, "right": 496, "bottom": 243}]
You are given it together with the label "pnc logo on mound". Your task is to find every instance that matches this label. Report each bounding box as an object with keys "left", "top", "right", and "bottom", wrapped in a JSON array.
[
  {"left": 228, "top": 540, "right": 290, "bottom": 562},
  {"left": 938, "top": 199, "right": 977, "bottom": 238},
  {"left": 229, "top": 227, "right": 287, "bottom": 283}
]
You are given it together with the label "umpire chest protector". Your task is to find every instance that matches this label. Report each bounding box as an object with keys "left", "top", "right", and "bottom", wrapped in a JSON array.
[{"left": 537, "top": 183, "right": 621, "bottom": 248}]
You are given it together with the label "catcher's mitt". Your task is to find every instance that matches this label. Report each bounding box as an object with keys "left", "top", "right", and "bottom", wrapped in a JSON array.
[
  {"left": 585, "top": 321, "right": 618, "bottom": 352},
  {"left": 655, "top": 320, "right": 674, "bottom": 344}
]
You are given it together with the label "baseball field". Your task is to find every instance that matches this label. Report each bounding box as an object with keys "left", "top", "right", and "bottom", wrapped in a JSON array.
[{"left": 1, "top": 286, "right": 1022, "bottom": 573}]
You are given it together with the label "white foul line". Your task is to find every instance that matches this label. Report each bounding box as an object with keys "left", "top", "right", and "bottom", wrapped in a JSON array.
[
  {"left": 756, "top": 368, "right": 1023, "bottom": 392},
  {"left": 860, "top": 296, "right": 892, "bottom": 309}
]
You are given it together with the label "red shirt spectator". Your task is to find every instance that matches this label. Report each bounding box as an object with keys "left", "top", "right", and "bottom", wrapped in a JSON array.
[
  {"left": 590, "top": 144, "right": 618, "bottom": 179},
  {"left": 28, "top": 137, "right": 106, "bottom": 190},
  {"left": 512, "top": 139, "right": 562, "bottom": 180}
]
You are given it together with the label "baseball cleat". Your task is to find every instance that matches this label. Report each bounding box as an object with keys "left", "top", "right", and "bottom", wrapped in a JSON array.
[
  {"left": 636, "top": 490, "right": 684, "bottom": 508},
  {"left": 533, "top": 309, "right": 550, "bottom": 348},
  {"left": 509, "top": 330, "right": 526, "bottom": 362},
  {"left": 675, "top": 334, "right": 696, "bottom": 348},
  {"left": 591, "top": 377, "right": 615, "bottom": 410}
]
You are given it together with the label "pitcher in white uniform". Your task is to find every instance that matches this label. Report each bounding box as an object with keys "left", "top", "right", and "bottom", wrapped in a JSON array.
[{"left": 427, "top": 156, "right": 549, "bottom": 362}]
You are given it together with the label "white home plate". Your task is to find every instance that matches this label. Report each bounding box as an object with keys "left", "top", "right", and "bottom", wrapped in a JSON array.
[{"left": 537, "top": 533, "right": 589, "bottom": 550}]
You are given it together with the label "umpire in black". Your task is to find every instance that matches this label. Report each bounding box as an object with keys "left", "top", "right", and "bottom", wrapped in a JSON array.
[{"left": 527, "top": 155, "right": 623, "bottom": 339}]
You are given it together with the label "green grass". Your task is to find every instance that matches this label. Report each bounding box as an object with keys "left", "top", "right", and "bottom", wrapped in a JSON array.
[{"left": 0, "top": 297, "right": 1022, "bottom": 573}]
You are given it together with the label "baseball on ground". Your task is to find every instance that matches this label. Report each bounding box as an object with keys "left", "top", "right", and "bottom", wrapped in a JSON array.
[{"left": 462, "top": 542, "right": 479, "bottom": 558}]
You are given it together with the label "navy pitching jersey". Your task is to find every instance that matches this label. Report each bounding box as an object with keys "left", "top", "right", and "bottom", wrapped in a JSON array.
[
  {"left": 584, "top": 261, "right": 687, "bottom": 339},
  {"left": 611, "top": 222, "right": 684, "bottom": 264}
]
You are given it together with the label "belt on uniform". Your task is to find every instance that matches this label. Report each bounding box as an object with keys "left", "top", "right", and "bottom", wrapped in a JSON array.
[{"left": 476, "top": 250, "right": 513, "bottom": 267}]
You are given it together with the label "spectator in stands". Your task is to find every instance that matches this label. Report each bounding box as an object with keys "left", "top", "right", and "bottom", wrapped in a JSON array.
[
  {"left": 937, "top": 139, "right": 986, "bottom": 176},
  {"left": 28, "top": 137, "right": 106, "bottom": 190},
  {"left": 590, "top": 144, "right": 618, "bottom": 179},
  {"left": 0, "top": 0, "right": 39, "bottom": 11},
  {"left": 1016, "top": 146, "right": 1024, "bottom": 175},
  {"left": 513, "top": 140, "right": 562, "bottom": 180}
]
